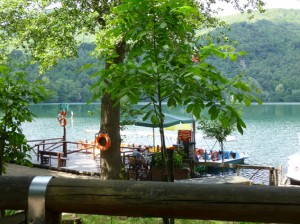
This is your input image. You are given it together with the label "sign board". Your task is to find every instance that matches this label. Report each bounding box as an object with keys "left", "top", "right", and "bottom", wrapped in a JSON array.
[{"left": 178, "top": 130, "right": 192, "bottom": 142}]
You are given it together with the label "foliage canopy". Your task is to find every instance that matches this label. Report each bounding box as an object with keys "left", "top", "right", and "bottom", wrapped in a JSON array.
[
  {"left": 0, "top": 65, "right": 46, "bottom": 175},
  {"left": 95, "top": 0, "right": 261, "bottom": 135},
  {"left": 0, "top": 0, "right": 264, "bottom": 180}
]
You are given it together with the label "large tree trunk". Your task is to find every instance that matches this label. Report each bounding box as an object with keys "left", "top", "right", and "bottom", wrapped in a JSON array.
[
  {"left": 99, "top": 39, "right": 126, "bottom": 180},
  {"left": 99, "top": 93, "right": 123, "bottom": 180}
]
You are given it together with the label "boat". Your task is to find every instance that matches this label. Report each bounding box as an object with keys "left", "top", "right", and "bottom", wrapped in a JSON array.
[
  {"left": 285, "top": 133, "right": 300, "bottom": 185},
  {"left": 285, "top": 151, "right": 300, "bottom": 185},
  {"left": 195, "top": 148, "right": 249, "bottom": 165},
  {"left": 194, "top": 136, "right": 249, "bottom": 174}
]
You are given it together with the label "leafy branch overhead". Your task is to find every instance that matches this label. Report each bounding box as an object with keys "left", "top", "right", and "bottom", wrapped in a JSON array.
[{"left": 94, "top": 0, "right": 261, "bottom": 133}]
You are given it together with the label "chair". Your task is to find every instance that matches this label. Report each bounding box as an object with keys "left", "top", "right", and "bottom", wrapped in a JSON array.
[{"left": 128, "top": 156, "right": 150, "bottom": 180}]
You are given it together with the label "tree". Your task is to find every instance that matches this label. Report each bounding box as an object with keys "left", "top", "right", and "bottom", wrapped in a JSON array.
[
  {"left": 0, "top": 0, "right": 125, "bottom": 180},
  {"left": 0, "top": 65, "right": 46, "bottom": 175},
  {"left": 0, "top": 0, "right": 264, "bottom": 181},
  {"left": 198, "top": 112, "right": 237, "bottom": 166},
  {"left": 96, "top": 0, "right": 261, "bottom": 185}
]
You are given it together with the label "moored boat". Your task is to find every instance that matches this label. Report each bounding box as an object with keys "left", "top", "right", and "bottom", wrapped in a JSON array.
[
  {"left": 285, "top": 151, "right": 300, "bottom": 185},
  {"left": 195, "top": 149, "right": 249, "bottom": 175},
  {"left": 196, "top": 149, "right": 249, "bottom": 165},
  {"left": 194, "top": 136, "right": 249, "bottom": 174},
  {"left": 285, "top": 133, "right": 300, "bottom": 185}
]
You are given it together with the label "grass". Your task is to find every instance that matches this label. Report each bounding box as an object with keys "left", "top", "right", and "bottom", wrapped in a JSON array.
[{"left": 63, "top": 214, "right": 257, "bottom": 224}]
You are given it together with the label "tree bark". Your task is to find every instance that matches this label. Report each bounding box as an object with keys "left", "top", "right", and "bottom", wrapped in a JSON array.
[
  {"left": 99, "top": 39, "right": 126, "bottom": 180},
  {"left": 99, "top": 93, "right": 123, "bottom": 180}
]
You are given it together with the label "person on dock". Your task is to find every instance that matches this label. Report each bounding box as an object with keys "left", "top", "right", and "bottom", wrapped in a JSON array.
[
  {"left": 132, "top": 148, "right": 148, "bottom": 170},
  {"left": 132, "top": 148, "right": 143, "bottom": 159}
]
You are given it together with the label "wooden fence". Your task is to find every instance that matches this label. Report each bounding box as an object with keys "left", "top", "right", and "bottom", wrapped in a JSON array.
[
  {"left": 196, "top": 162, "right": 279, "bottom": 186},
  {"left": 1, "top": 176, "right": 300, "bottom": 223},
  {"left": 28, "top": 138, "right": 97, "bottom": 167},
  {"left": 236, "top": 164, "right": 278, "bottom": 186}
]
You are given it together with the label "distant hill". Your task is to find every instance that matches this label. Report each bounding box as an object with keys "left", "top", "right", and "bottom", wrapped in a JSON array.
[
  {"left": 223, "top": 8, "right": 300, "bottom": 25},
  {"left": 211, "top": 9, "right": 300, "bottom": 102},
  {"left": 20, "top": 9, "right": 300, "bottom": 103}
]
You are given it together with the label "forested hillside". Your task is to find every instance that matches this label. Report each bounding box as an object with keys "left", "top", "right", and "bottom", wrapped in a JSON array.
[
  {"left": 42, "top": 43, "right": 99, "bottom": 103},
  {"left": 13, "top": 9, "right": 300, "bottom": 103},
  {"left": 14, "top": 42, "right": 99, "bottom": 103},
  {"left": 212, "top": 9, "right": 300, "bottom": 102}
]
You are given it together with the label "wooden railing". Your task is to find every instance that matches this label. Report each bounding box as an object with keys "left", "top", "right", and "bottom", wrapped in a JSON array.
[
  {"left": 1, "top": 176, "right": 300, "bottom": 223},
  {"left": 195, "top": 162, "right": 279, "bottom": 186},
  {"left": 28, "top": 138, "right": 97, "bottom": 167},
  {"left": 28, "top": 138, "right": 64, "bottom": 157},
  {"left": 236, "top": 164, "right": 278, "bottom": 186},
  {"left": 29, "top": 138, "right": 152, "bottom": 168}
]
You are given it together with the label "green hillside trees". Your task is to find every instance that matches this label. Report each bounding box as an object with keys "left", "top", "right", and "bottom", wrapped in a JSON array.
[{"left": 211, "top": 9, "right": 300, "bottom": 102}]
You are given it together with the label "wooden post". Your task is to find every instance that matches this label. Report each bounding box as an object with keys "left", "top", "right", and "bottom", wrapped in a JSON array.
[
  {"left": 63, "top": 126, "right": 67, "bottom": 157},
  {"left": 167, "top": 148, "right": 174, "bottom": 182},
  {"left": 275, "top": 168, "right": 279, "bottom": 186},
  {"left": 278, "top": 165, "right": 283, "bottom": 185},
  {"left": 269, "top": 169, "right": 275, "bottom": 186},
  {"left": 37, "top": 144, "right": 40, "bottom": 162},
  {"left": 237, "top": 164, "right": 241, "bottom": 176},
  {"left": 1, "top": 177, "right": 300, "bottom": 223}
]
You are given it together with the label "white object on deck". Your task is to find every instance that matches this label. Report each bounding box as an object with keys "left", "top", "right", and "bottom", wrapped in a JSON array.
[{"left": 286, "top": 152, "right": 300, "bottom": 182}]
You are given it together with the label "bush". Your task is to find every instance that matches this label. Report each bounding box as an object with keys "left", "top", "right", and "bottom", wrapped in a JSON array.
[{"left": 152, "top": 150, "right": 183, "bottom": 168}]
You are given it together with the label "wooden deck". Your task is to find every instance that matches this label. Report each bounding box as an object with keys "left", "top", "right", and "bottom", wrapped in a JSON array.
[{"left": 176, "top": 175, "right": 253, "bottom": 185}]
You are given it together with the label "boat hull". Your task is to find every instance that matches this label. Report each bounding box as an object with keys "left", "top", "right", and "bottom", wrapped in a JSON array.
[
  {"left": 198, "top": 157, "right": 248, "bottom": 166},
  {"left": 196, "top": 157, "right": 248, "bottom": 174},
  {"left": 286, "top": 152, "right": 300, "bottom": 185}
]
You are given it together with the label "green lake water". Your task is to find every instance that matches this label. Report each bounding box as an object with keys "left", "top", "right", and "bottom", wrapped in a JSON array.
[{"left": 23, "top": 103, "right": 300, "bottom": 174}]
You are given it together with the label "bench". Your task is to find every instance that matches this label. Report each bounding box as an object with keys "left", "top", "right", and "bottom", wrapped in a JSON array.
[{"left": 39, "top": 150, "right": 68, "bottom": 168}]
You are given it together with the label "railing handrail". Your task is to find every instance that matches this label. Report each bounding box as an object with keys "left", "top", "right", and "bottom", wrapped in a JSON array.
[
  {"left": 237, "top": 164, "right": 275, "bottom": 170},
  {"left": 1, "top": 176, "right": 300, "bottom": 223},
  {"left": 28, "top": 138, "right": 63, "bottom": 142},
  {"left": 195, "top": 162, "right": 278, "bottom": 186}
]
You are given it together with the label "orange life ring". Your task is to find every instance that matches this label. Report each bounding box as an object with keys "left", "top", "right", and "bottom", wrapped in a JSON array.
[
  {"left": 196, "top": 148, "right": 204, "bottom": 158},
  {"left": 59, "top": 117, "right": 67, "bottom": 127},
  {"left": 211, "top": 151, "right": 219, "bottom": 161},
  {"left": 96, "top": 133, "right": 111, "bottom": 151},
  {"left": 60, "top": 111, "right": 67, "bottom": 116}
]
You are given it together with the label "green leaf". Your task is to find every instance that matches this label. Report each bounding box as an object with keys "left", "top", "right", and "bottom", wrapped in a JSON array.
[
  {"left": 167, "top": 97, "right": 176, "bottom": 107},
  {"left": 229, "top": 53, "right": 238, "bottom": 62},
  {"left": 151, "top": 114, "right": 159, "bottom": 126},
  {"left": 159, "top": 22, "right": 167, "bottom": 29},
  {"left": 143, "top": 110, "right": 153, "bottom": 122},
  {"left": 237, "top": 122, "right": 244, "bottom": 135},
  {"left": 208, "top": 105, "right": 218, "bottom": 120}
]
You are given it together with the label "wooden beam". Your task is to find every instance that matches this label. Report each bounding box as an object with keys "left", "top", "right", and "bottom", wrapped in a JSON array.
[
  {"left": 0, "top": 176, "right": 34, "bottom": 209},
  {"left": 237, "top": 164, "right": 276, "bottom": 170},
  {"left": 0, "top": 177, "right": 300, "bottom": 223},
  {"left": 28, "top": 138, "right": 63, "bottom": 142},
  {"left": 196, "top": 162, "right": 237, "bottom": 168}
]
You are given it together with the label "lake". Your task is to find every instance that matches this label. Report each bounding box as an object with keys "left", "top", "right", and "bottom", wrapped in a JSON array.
[{"left": 22, "top": 103, "right": 300, "bottom": 175}]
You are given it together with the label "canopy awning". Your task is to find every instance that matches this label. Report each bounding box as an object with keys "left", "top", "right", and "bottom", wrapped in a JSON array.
[
  {"left": 134, "top": 113, "right": 193, "bottom": 128},
  {"left": 134, "top": 113, "right": 195, "bottom": 146}
]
